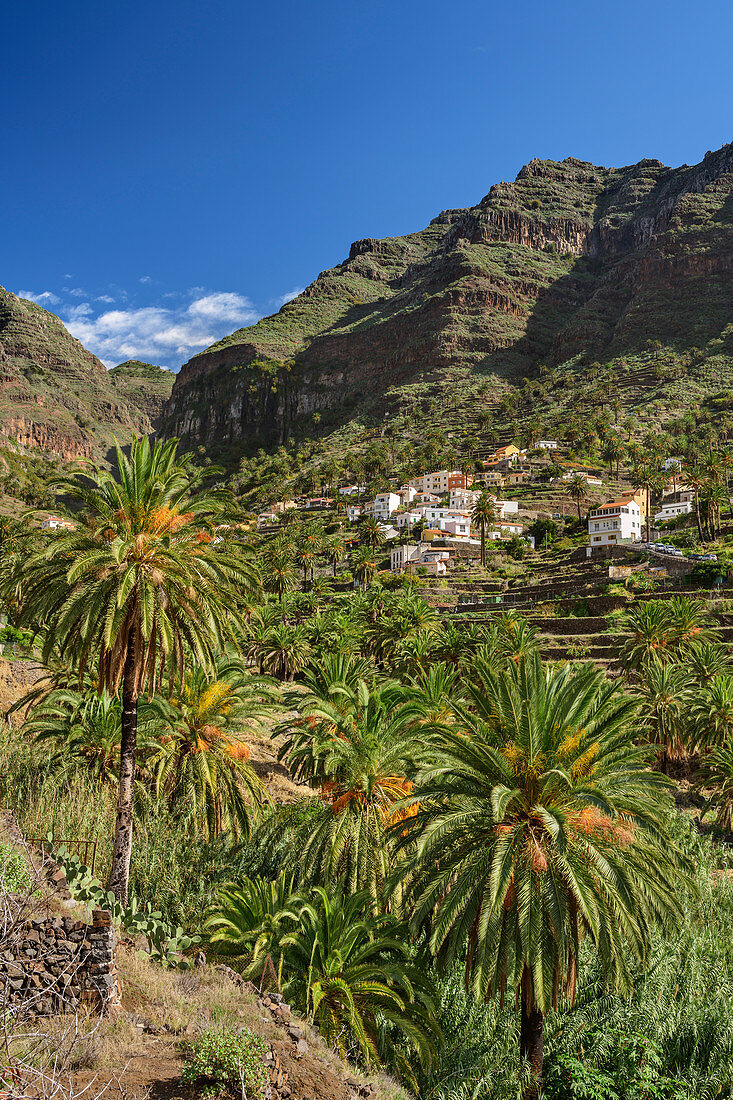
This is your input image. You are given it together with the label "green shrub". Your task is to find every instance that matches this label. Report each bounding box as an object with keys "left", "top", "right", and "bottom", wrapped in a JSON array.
[
  {"left": 182, "top": 1027, "right": 269, "bottom": 1099},
  {"left": 0, "top": 841, "right": 35, "bottom": 894}
]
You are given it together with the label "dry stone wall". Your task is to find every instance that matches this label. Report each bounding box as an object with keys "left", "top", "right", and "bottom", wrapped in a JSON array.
[{"left": 0, "top": 908, "right": 120, "bottom": 1015}]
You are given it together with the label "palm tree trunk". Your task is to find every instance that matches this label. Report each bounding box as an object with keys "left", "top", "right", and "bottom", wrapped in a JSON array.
[
  {"left": 520, "top": 998, "right": 544, "bottom": 1100},
  {"left": 108, "top": 640, "right": 138, "bottom": 905},
  {"left": 480, "top": 522, "right": 486, "bottom": 567},
  {"left": 694, "top": 492, "right": 705, "bottom": 545}
]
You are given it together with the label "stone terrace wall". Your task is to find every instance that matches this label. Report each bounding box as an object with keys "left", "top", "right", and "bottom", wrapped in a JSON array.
[{"left": 0, "top": 908, "right": 119, "bottom": 1015}]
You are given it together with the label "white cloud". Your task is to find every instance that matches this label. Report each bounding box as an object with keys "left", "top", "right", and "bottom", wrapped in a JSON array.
[
  {"left": 64, "top": 292, "right": 262, "bottom": 368},
  {"left": 275, "top": 286, "right": 304, "bottom": 307},
  {"left": 19, "top": 290, "right": 61, "bottom": 306},
  {"left": 139, "top": 275, "right": 152, "bottom": 284},
  {"left": 96, "top": 294, "right": 115, "bottom": 304},
  {"left": 187, "top": 291, "right": 259, "bottom": 326}
]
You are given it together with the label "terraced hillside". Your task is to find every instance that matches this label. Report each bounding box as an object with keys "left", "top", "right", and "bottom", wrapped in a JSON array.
[{"left": 163, "top": 142, "right": 733, "bottom": 458}]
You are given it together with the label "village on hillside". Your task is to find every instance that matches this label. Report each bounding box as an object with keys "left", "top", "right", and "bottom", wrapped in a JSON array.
[{"left": 254, "top": 440, "right": 717, "bottom": 578}]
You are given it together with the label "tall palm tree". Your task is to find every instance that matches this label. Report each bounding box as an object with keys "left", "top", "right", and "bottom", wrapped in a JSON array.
[
  {"left": 565, "top": 474, "right": 588, "bottom": 521},
  {"left": 471, "top": 492, "right": 496, "bottom": 568},
  {"left": 5, "top": 437, "right": 257, "bottom": 903},
  {"left": 262, "top": 550, "right": 296, "bottom": 597},
  {"left": 352, "top": 544, "right": 379, "bottom": 590},
  {"left": 634, "top": 658, "right": 693, "bottom": 773},
  {"left": 360, "top": 516, "right": 386, "bottom": 549},
  {"left": 398, "top": 655, "right": 689, "bottom": 1099},
  {"left": 324, "top": 536, "right": 346, "bottom": 578}
]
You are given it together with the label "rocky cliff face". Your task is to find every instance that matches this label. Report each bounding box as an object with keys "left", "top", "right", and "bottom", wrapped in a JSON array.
[
  {"left": 109, "top": 360, "right": 176, "bottom": 429},
  {"left": 0, "top": 290, "right": 171, "bottom": 459},
  {"left": 162, "top": 142, "right": 733, "bottom": 453}
]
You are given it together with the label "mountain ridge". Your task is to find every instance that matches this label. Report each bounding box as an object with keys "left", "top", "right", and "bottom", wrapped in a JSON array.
[
  {"left": 161, "top": 142, "right": 733, "bottom": 457},
  {"left": 0, "top": 289, "right": 174, "bottom": 459}
]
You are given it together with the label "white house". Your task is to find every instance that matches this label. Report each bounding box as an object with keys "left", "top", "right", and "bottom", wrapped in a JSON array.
[
  {"left": 442, "top": 516, "right": 471, "bottom": 538},
  {"left": 537, "top": 440, "right": 559, "bottom": 450},
  {"left": 449, "top": 488, "right": 480, "bottom": 511},
  {"left": 588, "top": 499, "right": 642, "bottom": 547},
  {"left": 390, "top": 543, "right": 450, "bottom": 575},
  {"left": 492, "top": 498, "right": 519, "bottom": 518},
  {"left": 655, "top": 500, "right": 693, "bottom": 524},
  {"left": 397, "top": 485, "right": 419, "bottom": 506},
  {"left": 413, "top": 505, "right": 471, "bottom": 528},
  {"left": 562, "top": 470, "right": 603, "bottom": 487},
  {"left": 346, "top": 504, "right": 364, "bottom": 523},
  {"left": 41, "top": 515, "right": 75, "bottom": 531},
  {"left": 363, "top": 492, "right": 400, "bottom": 520},
  {"left": 395, "top": 510, "right": 423, "bottom": 530},
  {"left": 339, "top": 484, "right": 366, "bottom": 496},
  {"left": 497, "top": 521, "right": 524, "bottom": 536}
]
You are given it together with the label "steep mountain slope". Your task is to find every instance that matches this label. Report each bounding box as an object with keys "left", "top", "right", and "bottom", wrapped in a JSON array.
[
  {"left": 0, "top": 289, "right": 169, "bottom": 459},
  {"left": 109, "top": 360, "right": 175, "bottom": 429},
  {"left": 162, "top": 142, "right": 733, "bottom": 455}
]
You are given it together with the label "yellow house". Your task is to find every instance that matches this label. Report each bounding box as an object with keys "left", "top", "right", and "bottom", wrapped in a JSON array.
[
  {"left": 493, "top": 444, "right": 520, "bottom": 462},
  {"left": 620, "top": 487, "right": 649, "bottom": 514}
]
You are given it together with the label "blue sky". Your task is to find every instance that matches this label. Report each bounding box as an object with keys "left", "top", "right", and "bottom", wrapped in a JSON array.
[{"left": 3, "top": 0, "right": 732, "bottom": 369}]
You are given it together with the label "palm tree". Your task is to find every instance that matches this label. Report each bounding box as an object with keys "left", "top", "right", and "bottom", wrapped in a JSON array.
[
  {"left": 471, "top": 492, "right": 497, "bottom": 567},
  {"left": 145, "top": 659, "right": 272, "bottom": 837},
  {"left": 352, "top": 545, "right": 379, "bottom": 589},
  {"left": 601, "top": 438, "right": 623, "bottom": 479},
  {"left": 689, "top": 673, "right": 733, "bottom": 751},
  {"left": 277, "top": 884, "right": 439, "bottom": 1080},
  {"left": 294, "top": 544, "right": 317, "bottom": 590},
  {"left": 262, "top": 550, "right": 296, "bottom": 597},
  {"left": 248, "top": 620, "right": 312, "bottom": 681},
  {"left": 686, "top": 640, "right": 733, "bottom": 686},
  {"left": 205, "top": 872, "right": 303, "bottom": 982},
  {"left": 324, "top": 536, "right": 346, "bottom": 578},
  {"left": 24, "top": 687, "right": 151, "bottom": 786},
  {"left": 360, "top": 517, "right": 386, "bottom": 549},
  {"left": 278, "top": 679, "right": 423, "bottom": 906},
  {"left": 635, "top": 658, "right": 694, "bottom": 773},
  {"left": 566, "top": 474, "right": 588, "bottom": 521},
  {"left": 398, "top": 654, "right": 689, "bottom": 1099},
  {"left": 618, "top": 602, "right": 670, "bottom": 672},
  {"left": 7, "top": 437, "right": 257, "bottom": 904}
]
